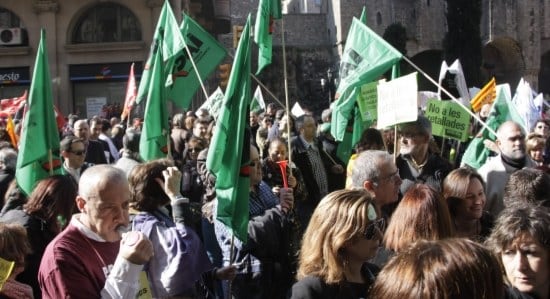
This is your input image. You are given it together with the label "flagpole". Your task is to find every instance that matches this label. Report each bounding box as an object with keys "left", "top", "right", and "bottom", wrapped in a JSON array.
[
  {"left": 48, "top": 149, "right": 53, "bottom": 175},
  {"left": 280, "top": 17, "right": 293, "bottom": 167},
  {"left": 251, "top": 75, "right": 285, "bottom": 108},
  {"left": 183, "top": 44, "right": 210, "bottom": 100},
  {"left": 226, "top": 52, "right": 285, "bottom": 108},
  {"left": 401, "top": 56, "right": 497, "bottom": 137},
  {"left": 227, "top": 234, "right": 235, "bottom": 298}
]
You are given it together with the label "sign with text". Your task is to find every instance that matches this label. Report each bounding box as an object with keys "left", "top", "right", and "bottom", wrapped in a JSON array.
[
  {"left": 377, "top": 72, "right": 418, "bottom": 129},
  {"left": 86, "top": 97, "right": 107, "bottom": 119},
  {"left": 425, "top": 99, "right": 470, "bottom": 141},
  {"left": 357, "top": 81, "right": 377, "bottom": 121}
]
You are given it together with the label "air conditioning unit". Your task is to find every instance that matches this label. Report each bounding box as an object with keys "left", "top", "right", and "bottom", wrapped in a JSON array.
[{"left": 0, "top": 28, "right": 23, "bottom": 46}]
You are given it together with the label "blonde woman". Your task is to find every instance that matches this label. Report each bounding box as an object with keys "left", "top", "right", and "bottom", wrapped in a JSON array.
[{"left": 291, "top": 190, "right": 384, "bottom": 298}]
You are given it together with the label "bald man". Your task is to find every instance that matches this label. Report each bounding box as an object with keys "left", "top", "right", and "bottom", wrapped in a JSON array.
[
  {"left": 39, "top": 165, "right": 153, "bottom": 298},
  {"left": 478, "top": 121, "right": 537, "bottom": 215}
]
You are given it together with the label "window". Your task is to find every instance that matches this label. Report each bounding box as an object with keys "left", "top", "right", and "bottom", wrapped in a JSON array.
[
  {"left": 376, "top": 12, "right": 382, "bottom": 26},
  {"left": 71, "top": 3, "right": 141, "bottom": 44},
  {"left": 0, "top": 7, "right": 23, "bottom": 28}
]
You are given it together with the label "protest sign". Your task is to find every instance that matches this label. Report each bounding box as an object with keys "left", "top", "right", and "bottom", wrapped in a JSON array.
[
  {"left": 376, "top": 72, "right": 418, "bottom": 129},
  {"left": 425, "top": 99, "right": 470, "bottom": 141}
]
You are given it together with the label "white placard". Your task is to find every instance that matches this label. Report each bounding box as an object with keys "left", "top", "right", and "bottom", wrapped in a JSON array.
[
  {"left": 376, "top": 72, "right": 418, "bottom": 129},
  {"left": 86, "top": 97, "right": 106, "bottom": 119}
]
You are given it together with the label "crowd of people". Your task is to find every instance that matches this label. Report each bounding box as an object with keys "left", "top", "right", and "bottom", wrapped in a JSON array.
[{"left": 0, "top": 101, "right": 548, "bottom": 299}]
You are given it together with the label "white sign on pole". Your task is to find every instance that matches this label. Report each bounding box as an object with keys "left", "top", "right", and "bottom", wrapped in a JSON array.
[
  {"left": 376, "top": 72, "right": 418, "bottom": 129},
  {"left": 86, "top": 97, "right": 107, "bottom": 119}
]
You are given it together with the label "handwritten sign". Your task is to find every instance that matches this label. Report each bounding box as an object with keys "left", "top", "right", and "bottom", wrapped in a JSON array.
[
  {"left": 86, "top": 97, "right": 107, "bottom": 119},
  {"left": 377, "top": 72, "right": 418, "bottom": 129}
]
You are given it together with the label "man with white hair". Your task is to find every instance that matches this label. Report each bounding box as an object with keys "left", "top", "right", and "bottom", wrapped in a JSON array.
[
  {"left": 350, "top": 150, "right": 402, "bottom": 212},
  {"left": 396, "top": 115, "right": 452, "bottom": 196}
]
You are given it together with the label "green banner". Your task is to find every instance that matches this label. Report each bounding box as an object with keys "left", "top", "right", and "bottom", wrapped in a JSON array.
[
  {"left": 425, "top": 99, "right": 469, "bottom": 141},
  {"left": 357, "top": 81, "right": 377, "bottom": 122}
]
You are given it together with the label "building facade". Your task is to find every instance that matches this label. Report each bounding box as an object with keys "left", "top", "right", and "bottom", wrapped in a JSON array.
[{"left": 1, "top": 0, "right": 549, "bottom": 117}]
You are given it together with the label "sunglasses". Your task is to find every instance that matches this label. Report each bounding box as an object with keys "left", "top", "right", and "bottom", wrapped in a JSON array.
[
  {"left": 188, "top": 148, "right": 203, "bottom": 153},
  {"left": 364, "top": 218, "right": 386, "bottom": 240},
  {"left": 70, "top": 150, "right": 86, "bottom": 156}
]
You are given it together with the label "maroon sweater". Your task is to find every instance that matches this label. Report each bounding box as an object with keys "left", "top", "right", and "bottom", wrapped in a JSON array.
[{"left": 38, "top": 223, "right": 119, "bottom": 299}]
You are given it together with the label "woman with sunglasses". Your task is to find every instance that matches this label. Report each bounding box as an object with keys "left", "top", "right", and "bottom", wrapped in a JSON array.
[
  {"left": 373, "top": 184, "right": 453, "bottom": 267},
  {"left": 291, "top": 189, "right": 384, "bottom": 299}
]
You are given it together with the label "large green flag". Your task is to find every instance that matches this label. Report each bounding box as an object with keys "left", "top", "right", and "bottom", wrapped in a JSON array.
[
  {"left": 331, "top": 18, "right": 402, "bottom": 141},
  {"left": 16, "top": 29, "right": 63, "bottom": 195},
  {"left": 136, "top": 0, "right": 184, "bottom": 105},
  {"left": 207, "top": 15, "right": 252, "bottom": 243},
  {"left": 166, "top": 13, "right": 227, "bottom": 109},
  {"left": 461, "top": 84, "right": 525, "bottom": 168},
  {"left": 254, "top": 0, "right": 282, "bottom": 74},
  {"left": 139, "top": 35, "right": 169, "bottom": 162}
]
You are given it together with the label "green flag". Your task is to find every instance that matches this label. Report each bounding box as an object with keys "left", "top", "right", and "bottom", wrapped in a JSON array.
[
  {"left": 359, "top": 6, "right": 367, "bottom": 24},
  {"left": 166, "top": 13, "right": 227, "bottom": 109},
  {"left": 331, "top": 18, "right": 402, "bottom": 142},
  {"left": 136, "top": 0, "right": 185, "bottom": 105},
  {"left": 16, "top": 29, "right": 63, "bottom": 196},
  {"left": 207, "top": 15, "right": 252, "bottom": 243},
  {"left": 139, "top": 35, "right": 169, "bottom": 162},
  {"left": 461, "top": 84, "right": 525, "bottom": 168},
  {"left": 254, "top": 0, "right": 282, "bottom": 74}
]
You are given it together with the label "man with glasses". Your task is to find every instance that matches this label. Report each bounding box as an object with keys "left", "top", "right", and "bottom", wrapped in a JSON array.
[
  {"left": 350, "top": 150, "right": 402, "bottom": 216},
  {"left": 215, "top": 145, "right": 295, "bottom": 299},
  {"left": 73, "top": 119, "right": 108, "bottom": 165},
  {"left": 60, "top": 135, "right": 93, "bottom": 182},
  {"left": 39, "top": 165, "right": 153, "bottom": 298},
  {"left": 396, "top": 115, "right": 452, "bottom": 196}
]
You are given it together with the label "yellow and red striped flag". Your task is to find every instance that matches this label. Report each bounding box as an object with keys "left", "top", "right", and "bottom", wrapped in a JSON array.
[
  {"left": 6, "top": 116, "right": 18, "bottom": 149},
  {"left": 470, "top": 77, "right": 496, "bottom": 112}
]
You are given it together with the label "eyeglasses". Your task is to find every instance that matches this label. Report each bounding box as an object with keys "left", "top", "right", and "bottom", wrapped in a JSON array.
[
  {"left": 364, "top": 218, "right": 386, "bottom": 240},
  {"left": 399, "top": 131, "right": 422, "bottom": 139},
  {"left": 377, "top": 170, "right": 400, "bottom": 184},
  {"left": 70, "top": 150, "right": 86, "bottom": 156},
  {"left": 188, "top": 148, "right": 203, "bottom": 153},
  {"left": 249, "top": 159, "right": 261, "bottom": 167}
]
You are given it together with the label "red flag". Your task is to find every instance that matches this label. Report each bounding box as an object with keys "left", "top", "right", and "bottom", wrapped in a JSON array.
[
  {"left": 121, "top": 63, "right": 137, "bottom": 121},
  {"left": 53, "top": 105, "right": 66, "bottom": 131},
  {"left": 0, "top": 90, "right": 27, "bottom": 116}
]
